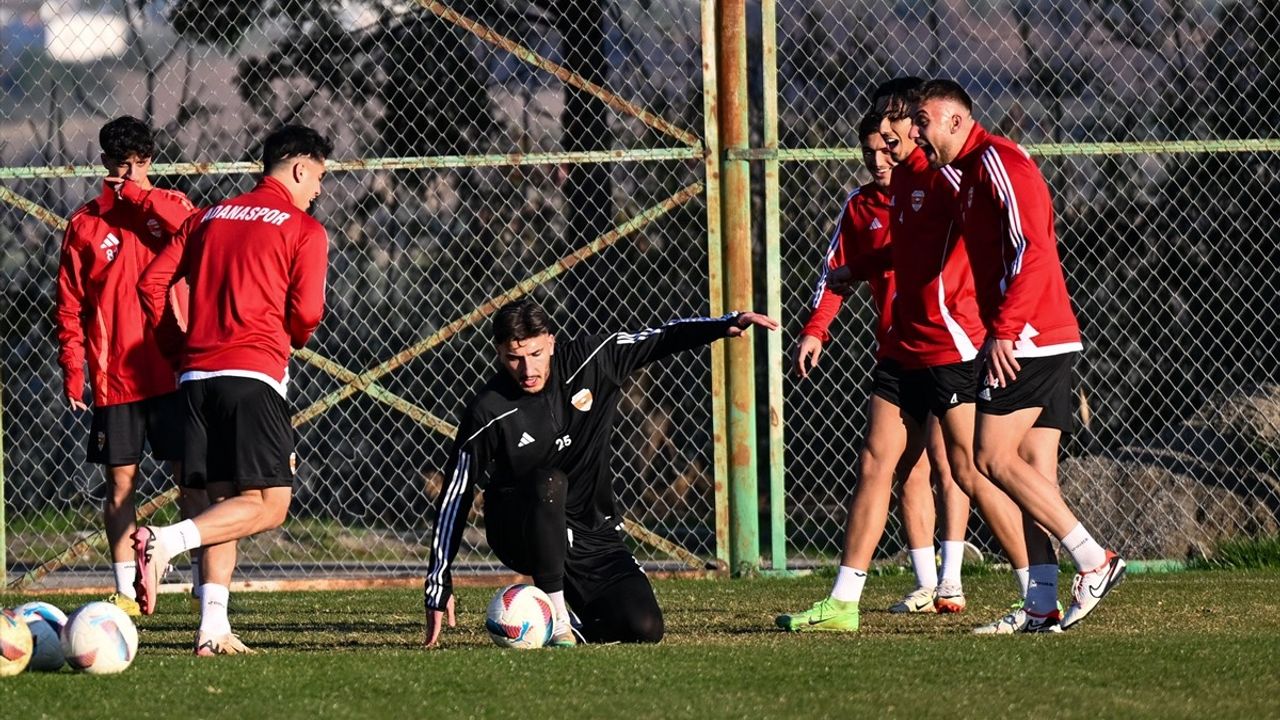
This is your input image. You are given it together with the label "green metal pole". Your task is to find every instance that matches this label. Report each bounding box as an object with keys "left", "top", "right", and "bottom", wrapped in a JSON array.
[
  {"left": 701, "top": 0, "right": 730, "bottom": 569},
  {"left": 760, "top": 0, "right": 786, "bottom": 572},
  {"left": 717, "top": 0, "right": 759, "bottom": 575}
]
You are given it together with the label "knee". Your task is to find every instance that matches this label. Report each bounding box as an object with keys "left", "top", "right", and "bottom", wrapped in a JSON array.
[
  {"left": 858, "top": 447, "right": 897, "bottom": 486},
  {"left": 973, "top": 444, "right": 1015, "bottom": 483},
  {"left": 627, "top": 608, "right": 664, "bottom": 644},
  {"left": 532, "top": 469, "right": 568, "bottom": 506},
  {"left": 260, "top": 495, "right": 291, "bottom": 530},
  {"left": 105, "top": 469, "right": 135, "bottom": 502}
]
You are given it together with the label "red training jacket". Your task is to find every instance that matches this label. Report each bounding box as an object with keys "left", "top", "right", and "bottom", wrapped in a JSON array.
[
  {"left": 56, "top": 181, "right": 195, "bottom": 406},
  {"left": 888, "top": 147, "right": 984, "bottom": 369},
  {"left": 138, "top": 177, "right": 328, "bottom": 395},
  {"left": 951, "top": 123, "right": 1083, "bottom": 356},
  {"left": 799, "top": 183, "right": 899, "bottom": 360}
]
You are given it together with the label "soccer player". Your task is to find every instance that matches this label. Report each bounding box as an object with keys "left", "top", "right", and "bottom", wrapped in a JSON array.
[
  {"left": 777, "top": 78, "right": 1030, "bottom": 634},
  {"left": 791, "top": 110, "right": 972, "bottom": 614},
  {"left": 134, "top": 124, "right": 332, "bottom": 654},
  {"left": 55, "top": 116, "right": 204, "bottom": 616},
  {"left": 424, "top": 299, "right": 778, "bottom": 647},
  {"left": 908, "top": 79, "right": 1125, "bottom": 631}
]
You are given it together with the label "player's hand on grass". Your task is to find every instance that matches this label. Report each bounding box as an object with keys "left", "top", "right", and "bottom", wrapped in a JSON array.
[
  {"left": 728, "top": 312, "right": 780, "bottom": 338},
  {"left": 792, "top": 334, "right": 823, "bottom": 378},
  {"left": 981, "top": 337, "right": 1020, "bottom": 388},
  {"left": 424, "top": 595, "right": 455, "bottom": 648},
  {"left": 825, "top": 266, "right": 857, "bottom": 297}
]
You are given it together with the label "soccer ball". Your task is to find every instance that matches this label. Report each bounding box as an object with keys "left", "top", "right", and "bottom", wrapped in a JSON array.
[
  {"left": 485, "top": 584, "right": 555, "bottom": 649},
  {"left": 16, "top": 602, "right": 68, "bottom": 672},
  {"left": 61, "top": 602, "right": 138, "bottom": 674},
  {"left": 0, "top": 609, "right": 33, "bottom": 676}
]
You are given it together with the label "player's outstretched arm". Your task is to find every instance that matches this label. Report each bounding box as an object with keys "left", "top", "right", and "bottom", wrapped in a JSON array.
[{"left": 598, "top": 311, "right": 779, "bottom": 381}]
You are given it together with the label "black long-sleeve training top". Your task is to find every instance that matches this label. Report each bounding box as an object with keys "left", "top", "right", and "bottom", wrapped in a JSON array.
[{"left": 423, "top": 313, "right": 739, "bottom": 610}]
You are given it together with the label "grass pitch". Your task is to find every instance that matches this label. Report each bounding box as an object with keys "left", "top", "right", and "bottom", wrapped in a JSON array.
[{"left": 3, "top": 570, "right": 1278, "bottom": 719}]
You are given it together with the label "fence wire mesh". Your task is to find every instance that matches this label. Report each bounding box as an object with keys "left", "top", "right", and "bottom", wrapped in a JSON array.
[
  {"left": 1, "top": 0, "right": 713, "bottom": 585},
  {"left": 778, "top": 0, "right": 1280, "bottom": 565},
  {"left": 3, "top": 0, "right": 1279, "bottom": 588}
]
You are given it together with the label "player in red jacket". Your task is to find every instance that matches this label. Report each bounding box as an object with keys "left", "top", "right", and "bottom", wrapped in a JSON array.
[
  {"left": 133, "top": 125, "right": 331, "bottom": 655},
  {"left": 790, "top": 111, "right": 972, "bottom": 615},
  {"left": 778, "top": 80, "right": 1029, "bottom": 634},
  {"left": 909, "top": 79, "right": 1125, "bottom": 632},
  {"left": 55, "top": 116, "right": 205, "bottom": 616}
]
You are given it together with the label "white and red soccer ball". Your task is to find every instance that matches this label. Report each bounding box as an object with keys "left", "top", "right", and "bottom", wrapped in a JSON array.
[
  {"left": 485, "top": 584, "right": 555, "bottom": 649},
  {"left": 60, "top": 601, "right": 138, "bottom": 674}
]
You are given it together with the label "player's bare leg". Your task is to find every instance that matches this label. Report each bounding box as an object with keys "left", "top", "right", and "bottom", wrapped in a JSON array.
[
  {"left": 937, "top": 403, "right": 1028, "bottom": 573},
  {"left": 188, "top": 482, "right": 248, "bottom": 655},
  {"left": 104, "top": 464, "right": 141, "bottom": 616},
  {"left": 779, "top": 395, "right": 924, "bottom": 631},
  {"left": 928, "top": 417, "right": 971, "bottom": 613},
  {"left": 134, "top": 485, "right": 289, "bottom": 620},
  {"left": 840, "top": 397, "right": 922, "bottom": 568},
  {"left": 974, "top": 410, "right": 1125, "bottom": 629},
  {"left": 1020, "top": 427, "right": 1061, "bottom": 598},
  {"left": 975, "top": 425, "right": 1065, "bottom": 634},
  {"left": 891, "top": 449, "right": 938, "bottom": 613}
]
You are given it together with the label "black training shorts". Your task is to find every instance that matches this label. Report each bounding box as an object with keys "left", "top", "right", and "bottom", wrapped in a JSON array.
[
  {"left": 978, "top": 353, "right": 1076, "bottom": 433},
  {"left": 182, "top": 376, "right": 296, "bottom": 490},
  {"left": 899, "top": 360, "right": 977, "bottom": 426},
  {"left": 869, "top": 358, "right": 905, "bottom": 408},
  {"left": 86, "top": 391, "right": 184, "bottom": 466}
]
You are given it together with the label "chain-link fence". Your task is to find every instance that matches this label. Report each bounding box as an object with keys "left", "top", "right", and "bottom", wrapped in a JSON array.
[
  {"left": 1, "top": 0, "right": 717, "bottom": 586},
  {"left": 3, "top": 0, "right": 1279, "bottom": 588},
  {"left": 778, "top": 0, "right": 1280, "bottom": 565}
]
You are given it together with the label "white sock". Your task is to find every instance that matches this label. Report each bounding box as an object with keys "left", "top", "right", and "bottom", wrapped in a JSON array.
[
  {"left": 1014, "top": 566, "right": 1031, "bottom": 598},
  {"left": 548, "top": 590, "right": 570, "bottom": 623},
  {"left": 190, "top": 557, "right": 203, "bottom": 599},
  {"left": 1026, "top": 564, "right": 1059, "bottom": 615},
  {"left": 940, "top": 541, "right": 965, "bottom": 585},
  {"left": 830, "top": 566, "right": 867, "bottom": 603},
  {"left": 198, "top": 583, "right": 232, "bottom": 637},
  {"left": 157, "top": 519, "right": 202, "bottom": 555},
  {"left": 908, "top": 547, "right": 938, "bottom": 589},
  {"left": 1062, "top": 523, "right": 1107, "bottom": 571},
  {"left": 113, "top": 562, "right": 137, "bottom": 598}
]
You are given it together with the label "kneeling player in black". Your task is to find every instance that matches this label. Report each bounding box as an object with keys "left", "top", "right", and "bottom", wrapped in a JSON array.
[{"left": 423, "top": 299, "right": 777, "bottom": 647}]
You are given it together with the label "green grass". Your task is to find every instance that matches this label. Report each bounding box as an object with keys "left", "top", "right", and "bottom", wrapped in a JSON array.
[
  {"left": 2, "top": 571, "right": 1279, "bottom": 719},
  {"left": 1187, "top": 535, "right": 1280, "bottom": 570}
]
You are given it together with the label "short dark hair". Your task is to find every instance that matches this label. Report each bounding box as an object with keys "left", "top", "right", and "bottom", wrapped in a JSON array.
[
  {"left": 100, "top": 116, "right": 156, "bottom": 162},
  {"left": 868, "top": 76, "right": 925, "bottom": 121},
  {"left": 262, "top": 124, "right": 333, "bottom": 173},
  {"left": 916, "top": 79, "right": 974, "bottom": 112},
  {"left": 492, "top": 298, "right": 555, "bottom": 345},
  {"left": 857, "top": 111, "right": 883, "bottom": 143}
]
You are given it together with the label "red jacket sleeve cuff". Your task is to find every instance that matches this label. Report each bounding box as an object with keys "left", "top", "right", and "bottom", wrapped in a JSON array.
[
  {"left": 799, "top": 326, "right": 831, "bottom": 344},
  {"left": 117, "top": 181, "right": 146, "bottom": 205}
]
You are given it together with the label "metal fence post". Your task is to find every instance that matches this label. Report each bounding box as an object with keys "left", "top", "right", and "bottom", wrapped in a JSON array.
[
  {"left": 701, "top": 0, "right": 730, "bottom": 569},
  {"left": 716, "top": 0, "right": 759, "bottom": 575},
  {"left": 760, "top": 0, "right": 786, "bottom": 572}
]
